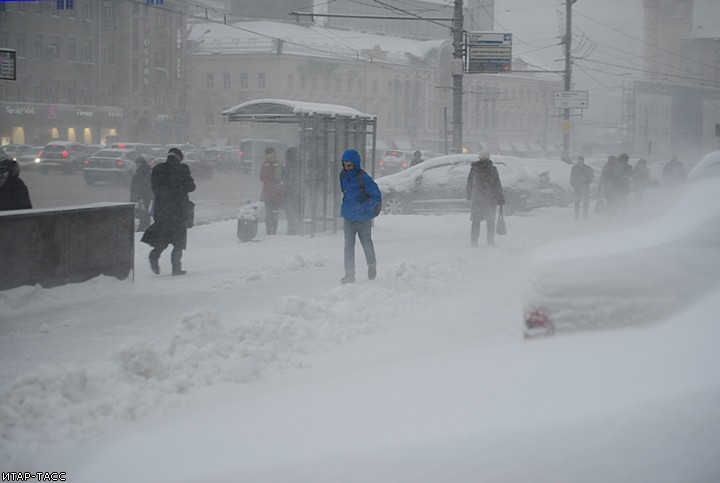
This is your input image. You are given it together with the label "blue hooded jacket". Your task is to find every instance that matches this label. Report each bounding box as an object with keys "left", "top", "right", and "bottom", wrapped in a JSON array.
[{"left": 340, "top": 149, "right": 382, "bottom": 221}]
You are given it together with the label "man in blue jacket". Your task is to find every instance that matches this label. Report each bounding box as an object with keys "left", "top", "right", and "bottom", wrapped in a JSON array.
[{"left": 339, "top": 149, "right": 382, "bottom": 284}]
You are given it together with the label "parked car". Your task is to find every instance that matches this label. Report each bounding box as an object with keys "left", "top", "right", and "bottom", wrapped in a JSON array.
[
  {"left": 37, "top": 141, "right": 91, "bottom": 174},
  {"left": 522, "top": 149, "right": 720, "bottom": 338},
  {"left": 183, "top": 150, "right": 214, "bottom": 178},
  {"left": 15, "top": 146, "right": 44, "bottom": 171},
  {"left": 83, "top": 148, "right": 141, "bottom": 185},
  {"left": 110, "top": 143, "right": 158, "bottom": 163},
  {"left": 377, "top": 153, "right": 533, "bottom": 216},
  {"left": 1, "top": 144, "right": 32, "bottom": 160},
  {"left": 198, "top": 147, "right": 241, "bottom": 172}
]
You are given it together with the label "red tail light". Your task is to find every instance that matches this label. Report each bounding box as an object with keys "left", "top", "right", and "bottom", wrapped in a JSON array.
[
  {"left": 402, "top": 162, "right": 408, "bottom": 168},
  {"left": 379, "top": 161, "right": 385, "bottom": 166},
  {"left": 62, "top": 150, "right": 69, "bottom": 157},
  {"left": 83, "top": 159, "right": 90, "bottom": 165},
  {"left": 39, "top": 150, "right": 43, "bottom": 156},
  {"left": 117, "top": 161, "right": 124, "bottom": 167},
  {"left": 117, "top": 143, "right": 127, "bottom": 148},
  {"left": 238, "top": 150, "right": 244, "bottom": 156},
  {"left": 391, "top": 151, "right": 398, "bottom": 156}
]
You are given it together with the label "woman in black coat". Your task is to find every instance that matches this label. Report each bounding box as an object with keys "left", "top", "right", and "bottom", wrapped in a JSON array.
[
  {"left": 141, "top": 150, "right": 196, "bottom": 275},
  {"left": 466, "top": 150, "right": 504, "bottom": 247}
]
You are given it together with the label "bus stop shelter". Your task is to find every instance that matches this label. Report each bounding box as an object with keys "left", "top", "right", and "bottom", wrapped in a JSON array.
[{"left": 222, "top": 99, "right": 377, "bottom": 236}]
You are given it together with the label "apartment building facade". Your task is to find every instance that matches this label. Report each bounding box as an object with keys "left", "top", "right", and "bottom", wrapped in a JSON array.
[
  {"left": 0, "top": 0, "right": 187, "bottom": 146},
  {"left": 186, "top": 20, "right": 561, "bottom": 154}
]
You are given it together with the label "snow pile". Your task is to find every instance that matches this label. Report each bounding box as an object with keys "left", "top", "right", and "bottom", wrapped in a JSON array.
[{"left": 0, "top": 257, "right": 465, "bottom": 464}]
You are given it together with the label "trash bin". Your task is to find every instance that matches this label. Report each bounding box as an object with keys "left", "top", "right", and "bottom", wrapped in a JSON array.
[{"left": 237, "top": 201, "right": 260, "bottom": 242}]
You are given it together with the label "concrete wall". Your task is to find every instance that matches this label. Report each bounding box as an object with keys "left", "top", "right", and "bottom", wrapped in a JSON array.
[{"left": 0, "top": 203, "right": 134, "bottom": 291}]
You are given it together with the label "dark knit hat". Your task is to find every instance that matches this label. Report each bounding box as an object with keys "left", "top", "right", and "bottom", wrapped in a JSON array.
[{"left": 168, "top": 147, "right": 184, "bottom": 160}]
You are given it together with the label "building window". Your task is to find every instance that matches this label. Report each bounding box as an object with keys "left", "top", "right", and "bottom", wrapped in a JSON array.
[
  {"left": 48, "top": 35, "right": 60, "bottom": 59},
  {"left": 223, "top": 73, "right": 231, "bottom": 89},
  {"left": 240, "top": 73, "right": 248, "bottom": 89},
  {"left": 347, "top": 77, "right": 353, "bottom": 93},
  {"left": 258, "top": 73, "right": 266, "bottom": 89},
  {"left": 35, "top": 34, "right": 43, "bottom": 59},
  {"left": 83, "top": 2, "right": 93, "bottom": 21},
  {"left": 372, "top": 79, "right": 378, "bottom": 95},
  {"left": 102, "top": 3, "right": 115, "bottom": 29},
  {"left": 205, "top": 112, "right": 214, "bottom": 125},
  {"left": 132, "top": 58, "right": 139, "bottom": 93},
  {"left": 300, "top": 75, "right": 305, "bottom": 91},
  {"left": 132, "top": 20, "right": 139, "bottom": 51},
  {"left": 16, "top": 33, "right": 26, "bottom": 58},
  {"left": 81, "top": 40, "right": 92, "bottom": 62},
  {"left": 103, "top": 44, "right": 114, "bottom": 64},
  {"left": 287, "top": 73, "right": 293, "bottom": 90},
  {"left": 335, "top": 77, "right": 341, "bottom": 93},
  {"left": 206, "top": 73, "right": 214, "bottom": 89},
  {"left": 311, "top": 77, "right": 317, "bottom": 92},
  {"left": 68, "top": 38, "right": 76, "bottom": 61}
]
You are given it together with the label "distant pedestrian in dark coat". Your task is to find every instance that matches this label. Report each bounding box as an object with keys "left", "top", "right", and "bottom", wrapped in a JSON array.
[
  {"left": 141, "top": 149, "right": 196, "bottom": 275},
  {"left": 259, "top": 147, "right": 283, "bottom": 235},
  {"left": 130, "top": 156, "right": 153, "bottom": 231},
  {"left": 339, "top": 149, "right": 381, "bottom": 284},
  {"left": 466, "top": 150, "right": 504, "bottom": 246},
  {"left": 0, "top": 157, "right": 32, "bottom": 211},
  {"left": 632, "top": 158, "right": 652, "bottom": 205},
  {"left": 282, "top": 147, "right": 302, "bottom": 235},
  {"left": 662, "top": 155, "right": 686, "bottom": 186},
  {"left": 606, "top": 153, "right": 633, "bottom": 216},
  {"left": 570, "top": 156, "right": 594, "bottom": 219},
  {"left": 410, "top": 150, "right": 424, "bottom": 167}
]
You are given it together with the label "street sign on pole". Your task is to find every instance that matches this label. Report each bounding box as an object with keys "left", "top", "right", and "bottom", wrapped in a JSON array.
[
  {"left": 466, "top": 32, "right": 512, "bottom": 74},
  {"left": 554, "top": 90, "right": 589, "bottom": 109},
  {"left": 0, "top": 49, "right": 16, "bottom": 81}
]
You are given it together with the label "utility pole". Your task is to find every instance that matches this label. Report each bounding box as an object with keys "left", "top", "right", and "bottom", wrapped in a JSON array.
[
  {"left": 452, "top": 0, "right": 464, "bottom": 153},
  {"left": 562, "top": 0, "right": 576, "bottom": 161}
]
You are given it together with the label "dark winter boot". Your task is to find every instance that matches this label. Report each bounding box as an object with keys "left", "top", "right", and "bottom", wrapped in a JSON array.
[
  {"left": 149, "top": 250, "right": 161, "bottom": 275},
  {"left": 368, "top": 265, "right": 377, "bottom": 280},
  {"left": 341, "top": 271, "right": 355, "bottom": 284},
  {"left": 171, "top": 248, "right": 186, "bottom": 276}
]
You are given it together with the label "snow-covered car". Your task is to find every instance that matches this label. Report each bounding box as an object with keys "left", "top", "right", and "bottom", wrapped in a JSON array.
[
  {"left": 377, "top": 153, "right": 533, "bottom": 215},
  {"left": 523, "top": 149, "right": 720, "bottom": 337},
  {"left": 83, "top": 148, "right": 141, "bottom": 185}
]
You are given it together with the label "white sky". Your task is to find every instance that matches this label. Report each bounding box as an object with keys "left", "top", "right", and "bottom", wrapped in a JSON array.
[
  {"left": 1, "top": 155, "right": 719, "bottom": 481},
  {"left": 494, "top": 0, "right": 720, "bottom": 122}
]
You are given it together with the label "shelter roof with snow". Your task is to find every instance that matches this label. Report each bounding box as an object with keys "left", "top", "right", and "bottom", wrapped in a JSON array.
[{"left": 222, "top": 98, "right": 375, "bottom": 123}]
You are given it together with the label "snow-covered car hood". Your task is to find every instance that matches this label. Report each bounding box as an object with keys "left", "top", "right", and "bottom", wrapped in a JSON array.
[{"left": 523, "top": 159, "right": 720, "bottom": 335}]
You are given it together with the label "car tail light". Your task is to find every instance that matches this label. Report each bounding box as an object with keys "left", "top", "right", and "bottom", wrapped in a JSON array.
[
  {"left": 38, "top": 150, "right": 43, "bottom": 156},
  {"left": 238, "top": 150, "right": 244, "bottom": 156},
  {"left": 62, "top": 150, "right": 69, "bottom": 157},
  {"left": 83, "top": 159, "right": 90, "bottom": 165},
  {"left": 117, "top": 143, "right": 127, "bottom": 148},
  {"left": 117, "top": 161, "right": 124, "bottom": 167},
  {"left": 402, "top": 162, "right": 408, "bottom": 168},
  {"left": 379, "top": 161, "right": 385, "bottom": 166},
  {"left": 523, "top": 308, "right": 554, "bottom": 339}
]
